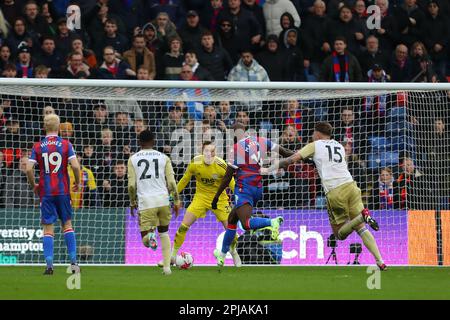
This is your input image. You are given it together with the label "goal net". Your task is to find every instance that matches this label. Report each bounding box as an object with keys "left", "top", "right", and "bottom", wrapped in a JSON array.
[{"left": 0, "top": 79, "right": 449, "bottom": 266}]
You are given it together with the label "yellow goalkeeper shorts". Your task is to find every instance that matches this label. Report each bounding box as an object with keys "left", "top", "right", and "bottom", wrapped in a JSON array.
[{"left": 186, "top": 195, "right": 231, "bottom": 222}]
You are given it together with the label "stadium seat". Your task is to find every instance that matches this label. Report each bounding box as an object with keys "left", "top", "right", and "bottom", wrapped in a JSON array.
[
  {"left": 367, "top": 152, "right": 400, "bottom": 170},
  {"left": 369, "top": 136, "right": 388, "bottom": 153}
]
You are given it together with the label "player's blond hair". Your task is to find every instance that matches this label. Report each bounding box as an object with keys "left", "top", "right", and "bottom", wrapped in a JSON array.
[{"left": 44, "top": 114, "right": 60, "bottom": 133}]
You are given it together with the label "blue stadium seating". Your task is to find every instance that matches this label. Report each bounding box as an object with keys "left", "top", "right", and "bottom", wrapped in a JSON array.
[{"left": 367, "top": 152, "right": 400, "bottom": 170}]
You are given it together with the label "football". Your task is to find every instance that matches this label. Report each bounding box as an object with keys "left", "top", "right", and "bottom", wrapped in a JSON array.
[{"left": 175, "top": 252, "right": 194, "bottom": 269}]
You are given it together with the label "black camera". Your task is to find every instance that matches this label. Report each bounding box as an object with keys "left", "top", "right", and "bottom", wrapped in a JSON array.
[{"left": 327, "top": 234, "right": 337, "bottom": 248}]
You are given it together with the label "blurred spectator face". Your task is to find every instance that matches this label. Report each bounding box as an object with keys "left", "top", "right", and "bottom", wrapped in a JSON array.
[
  {"left": 0, "top": 46, "right": 11, "bottom": 61},
  {"left": 94, "top": 106, "right": 107, "bottom": 121},
  {"left": 404, "top": 158, "right": 414, "bottom": 175},
  {"left": 169, "top": 107, "right": 183, "bottom": 123},
  {"left": 72, "top": 39, "right": 84, "bottom": 53},
  {"left": 143, "top": 27, "right": 156, "bottom": 41},
  {"left": 366, "top": 36, "right": 379, "bottom": 53},
  {"left": 395, "top": 45, "right": 408, "bottom": 61},
  {"left": 134, "top": 120, "right": 147, "bottom": 135},
  {"left": 60, "top": 127, "right": 73, "bottom": 138},
  {"left": 43, "top": 106, "right": 55, "bottom": 117},
  {"left": 58, "top": 21, "right": 69, "bottom": 35},
  {"left": 281, "top": 15, "right": 291, "bottom": 29},
  {"left": 133, "top": 36, "right": 146, "bottom": 51},
  {"left": 0, "top": 151, "right": 4, "bottom": 165},
  {"left": 211, "top": 0, "right": 223, "bottom": 9},
  {"left": 41, "top": 3, "right": 51, "bottom": 19},
  {"left": 313, "top": 1, "right": 326, "bottom": 16},
  {"left": 228, "top": 0, "right": 241, "bottom": 10},
  {"left": 187, "top": 14, "right": 199, "bottom": 27},
  {"left": 2, "top": 66, "right": 17, "bottom": 77},
  {"left": 344, "top": 142, "right": 352, "bottom": 156},
  {"left": 380, "top": 169, "right": 393, "bottom": 184},
  {"left": 201, "top": 35, "right": 214, "bottom": 51},
  {"left": 70, "top": 53, "right": 83, "bottom": 70},
  {"left": 137, "top": 68, "right": 150, "bottom": 80},
  {"left": 204, "top": 105, "right": 217, "bottom": 122},
  {"left": 115, "top": 113, "right": 129, "bottom": 126},
  {"left": 287, "top": 100, "right": 299, "bottom": 114},
  {"left": 14, "top": 19, "right": 26, "bottom": 35},
  {"left": 185, "top": 52, "right": 198, "bottom": 66},
  {"left": 180, "top": 65, "right": 194, "bottom": 80},
  {"left": 339, "top": 7, "right": 353, "bottom": 22},
  {"left": 202, "top": 121, "right": 211, "bottom": 133},
  {"left": 101, "top": 129, "right": 113, "bottom": 145},
  {"left": 19, "top": 156, "right": 29, "bottom": 173},
  {"left": 203, "top": 144, "right": 216, "bottom": 165},
  {"left": 372, "top": 68, "right": 384, "bottom": 80},
  {"left": 354, "top": 0, "right": 366, "bottom": 15},
  {"left": 220, "top": 21, "right": 232, "bottom": 33},
  {"left": 25, "top": 3, "right": 39, "bottom": 20},
  {"left": 7, "top": 120, "right": 20, "bottom": 133},
  {"left": 334, "top": 40, "right": 346, "bottom": 54},
  {"left": 83, "top": 145, "right": 94, "bottom": 158},
  {"left": 105, "top": 22, "right": 118, "bottom": 37},
  {"left": 412, "top": 43, "right": 424, "bottom": 57},
  {"left": 18, "top": 51, "right": 31, "bottom": 64},
  {"left": 35, "top": 68, "right": 49, "bottom": 78},
  {"left": 243, "top": 0, "right": 255, "bottom": 5},
  {"left": 236, "top": 111, "right": 249, "bottom": 126},
  {"left": 376, "top": 0, "right": 388, "bottom": 15},
  {"left": 157, "top": 14, "right": 169, "bottom": 28},
  {"left": 435, "top": 120, "right": 445, "bottom": 133},
  {"left": 42, "top": 39, "right": 55, "bottom": 54},
  {"left": 219, "top": 101, "right": 231, "bottom": 115},
  {"left": 170, "top": 39, "right": 181, "bottom": 53},
  {"left": 282, "top": 125, "right": 298, "bottom": 143},
  {"left": 405, "top": 0, "right": 416, "bottom": 8},
  {"left": 286, "top": 31, "right": 297, "bottom": 47},
  {"left": 241, "top": 52, "right": 253, "bottom": 67},
  {"left": 267, "top": 39, "right": 278, "bottom": 52},
  {"left": 428, "top": 2, "right": 439, "bottom": 16},
  {"left": 103, "top": 48, "right": 116, "bottom": 64},
  {"left": 341, "top": 109, "right": 354, "bottom": 125},
  {"left": 114, "top": 163, "right": 127, "bottom": 178}
]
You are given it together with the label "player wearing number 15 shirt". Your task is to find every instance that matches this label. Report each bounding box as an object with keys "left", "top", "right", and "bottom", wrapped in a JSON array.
[
  {"left": 268, "top": 122, "right": 386, "bottom": 270},
  {"left": 26, "top": 114, "right": 81, "bottom": 275}
]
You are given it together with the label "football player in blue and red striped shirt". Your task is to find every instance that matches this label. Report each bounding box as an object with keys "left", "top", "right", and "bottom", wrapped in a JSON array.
[
  {"left": 26, "top": 114, "right": 82, "bottom": 275},
  {"left": 211, "top": 123, "right": 295, "bottom": 267}
]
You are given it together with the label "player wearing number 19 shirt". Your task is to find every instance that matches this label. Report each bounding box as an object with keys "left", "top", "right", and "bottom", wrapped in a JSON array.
[
  {"left": 267, "top": 122, "right": 386, "bottom": 270},
  {"left": 26, "top": 114, "right": 82, "bottom": 275},
  {"left": 211, "top": 123, "right": 295, "bottom": 267}
]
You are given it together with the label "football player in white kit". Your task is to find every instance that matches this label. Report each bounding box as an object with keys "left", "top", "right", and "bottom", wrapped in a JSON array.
[
  {"left": 264, "top": 122, "right": 386, "bottom": 270},
  {"left": 128, "top": 130, "right": 181, "bottom": 275}
]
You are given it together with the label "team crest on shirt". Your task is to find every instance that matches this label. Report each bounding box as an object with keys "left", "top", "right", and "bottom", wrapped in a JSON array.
[{"left": 212, "top": 174, "right": 218, "bottom": 180}]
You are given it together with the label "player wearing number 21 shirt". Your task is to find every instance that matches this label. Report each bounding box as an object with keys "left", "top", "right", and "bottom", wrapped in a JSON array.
[{"left": 26, "top": 114, "right": 81, "bottom": 275}]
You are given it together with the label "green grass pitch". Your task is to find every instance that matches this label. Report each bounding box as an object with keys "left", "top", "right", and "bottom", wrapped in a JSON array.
[{"left": 1, "top": 266, "right": 449, "bottom": 300}]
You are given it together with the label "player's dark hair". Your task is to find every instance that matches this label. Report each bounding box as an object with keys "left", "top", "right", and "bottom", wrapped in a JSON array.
[
  {"left": 202, "top": 141, "right": 213, "bottom": 150},
  {"left": 138, "top": 129, "right": 155, "bottom": 144},
  {"left": 315, "top": 122, "right": 333, "bottom": 137}
]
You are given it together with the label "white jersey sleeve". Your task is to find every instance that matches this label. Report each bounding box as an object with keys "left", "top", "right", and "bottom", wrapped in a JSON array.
[
  {"left": 312, "top": 140, "right": 353, "bottom": 194},
  {"left": 130, "top": 149, "right": 170, "bottom": 210}
]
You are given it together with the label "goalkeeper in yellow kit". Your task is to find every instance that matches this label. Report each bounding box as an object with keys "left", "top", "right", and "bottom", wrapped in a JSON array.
[{"left": 158, "top": 141, "right": 241, "bottom": 267}]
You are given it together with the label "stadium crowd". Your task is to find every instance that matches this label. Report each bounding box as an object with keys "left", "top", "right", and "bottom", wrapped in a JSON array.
[{"left": 0, "top": 0, "right": 449, "bottom": 211}]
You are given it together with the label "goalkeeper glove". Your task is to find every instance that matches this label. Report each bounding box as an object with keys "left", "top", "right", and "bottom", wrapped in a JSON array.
[{"left": 211, "top": 197, "right": 219, "bottom": 210}]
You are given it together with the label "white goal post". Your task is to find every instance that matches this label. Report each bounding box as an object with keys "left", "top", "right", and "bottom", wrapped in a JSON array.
[{"left": 0, "top": 79, "right": 449, "bottom": 266}]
